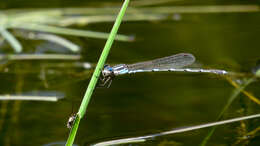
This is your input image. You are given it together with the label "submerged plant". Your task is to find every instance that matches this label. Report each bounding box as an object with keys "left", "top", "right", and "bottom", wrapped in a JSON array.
[
  {"left": 1, "top": 4, "right": 258, "bottom": 53},
  {"left": 200, "top": 66, "right": 260, "bottom": 146},
  {"left": 92, "top": 114, "right": 260, "bottom": 145}
]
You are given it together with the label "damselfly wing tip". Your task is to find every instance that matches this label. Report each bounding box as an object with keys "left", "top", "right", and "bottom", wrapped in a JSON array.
[{"left": 179, "top": 53, "right": 196, "bottom": 63}]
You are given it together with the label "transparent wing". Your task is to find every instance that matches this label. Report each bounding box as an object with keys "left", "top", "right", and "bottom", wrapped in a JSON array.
[{"left": 127, "top": 53, "right": 195, "bottom": 71}]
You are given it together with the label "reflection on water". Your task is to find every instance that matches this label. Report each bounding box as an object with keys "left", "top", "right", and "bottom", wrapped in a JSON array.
[{"left": 0, "top": 0, "right": 260, "bottom": 146}]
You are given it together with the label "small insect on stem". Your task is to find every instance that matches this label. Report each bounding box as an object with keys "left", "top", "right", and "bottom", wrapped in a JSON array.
[{"left": 67, "top": 114, "right": 76, "bottom": 129}]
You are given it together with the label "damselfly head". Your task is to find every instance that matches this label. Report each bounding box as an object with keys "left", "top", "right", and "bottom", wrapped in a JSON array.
[{"left": 102, "top": 65, "right": 113, "bottom": 77}]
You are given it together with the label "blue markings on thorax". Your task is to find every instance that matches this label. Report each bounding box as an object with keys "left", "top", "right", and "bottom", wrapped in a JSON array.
[
  {"left": 104, "top": 65, "right": 113, "bottom": 71},
  {"left": 112, "top": 64, "right": 129, "bottom": 75}
]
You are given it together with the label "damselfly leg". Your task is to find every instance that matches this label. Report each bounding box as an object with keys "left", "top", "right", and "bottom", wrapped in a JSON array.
[
  {"left": 98, "top": 76, "right": 113, "bottom": 88},
  {"left": 98, "top": 65, "right": 115, "bottom": 88}
]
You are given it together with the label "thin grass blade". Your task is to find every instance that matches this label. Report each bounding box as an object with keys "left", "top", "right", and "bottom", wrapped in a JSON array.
[
  {"left": 0, "top": 27, "right": 22, "bottom": 53},
  {"left": 93, "top": 114, "right": 260, "bottom": 146},
  {"left": 200, "top": 77, "right": 255, "bottom": 146},
  {"left": 9, "top": 23, "right": 132, "bottom": 42}
]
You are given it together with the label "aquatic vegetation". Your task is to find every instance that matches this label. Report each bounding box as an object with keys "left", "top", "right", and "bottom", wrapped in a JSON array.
[
  {"left": 0, "top": 95, "right": 62, "bottom": 102},
  {"left": 0, "top": 54, "right": 81, "bottom": 60},
  {"left": 0, "top": 8, "right": 133, "bottom": 53},
  {"left": 1, "top": 4, "right": 259, "bottom": 53},
  {"left": 0, "top": 0, "right": 259, "bottom": 145},
  {"left": 233, "top": 125, "right": 260, "bottom": 145},
  {"left": 14, "top": 30, "right": 80, "bottom": 53},
  {"left": 92, "top": 114, "right": 260, "bottom": 145},
  {"left": 200, "top": 67, "right": 260, "bottom": 146}
]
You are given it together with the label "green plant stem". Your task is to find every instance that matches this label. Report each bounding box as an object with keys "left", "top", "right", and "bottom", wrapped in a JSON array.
[{"left": 65, "top": 0, "right": 130, "bottom": 145}]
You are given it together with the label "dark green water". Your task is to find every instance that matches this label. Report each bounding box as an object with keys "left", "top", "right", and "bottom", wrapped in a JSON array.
[{"left": 0, "top": 0, "right": 260, "bottom": 146}]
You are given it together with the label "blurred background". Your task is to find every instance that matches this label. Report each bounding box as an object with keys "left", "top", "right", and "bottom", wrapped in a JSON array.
[{"left": 0, "top": 0, "right": 260, "bottom": 145}]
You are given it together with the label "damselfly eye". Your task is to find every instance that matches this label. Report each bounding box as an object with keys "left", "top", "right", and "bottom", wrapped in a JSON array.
[
  {"left": 104, "top": 65, "right": 112, "bottom": 70},
  {"left": 103, "top": 65, "right": 113, "bottom": 72},
  {"left": 108, "top": 68, "right": 113, "bottom": 71}
]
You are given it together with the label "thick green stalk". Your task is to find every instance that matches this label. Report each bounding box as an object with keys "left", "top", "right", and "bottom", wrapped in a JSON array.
[{"left": 65, "top": 0, "right": 130, "bottom": 145}]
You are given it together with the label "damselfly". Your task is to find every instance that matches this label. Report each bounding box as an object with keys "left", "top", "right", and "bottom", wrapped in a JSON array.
[{"left": 100, "top": 53, "right": 228, "bottom": 87}]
